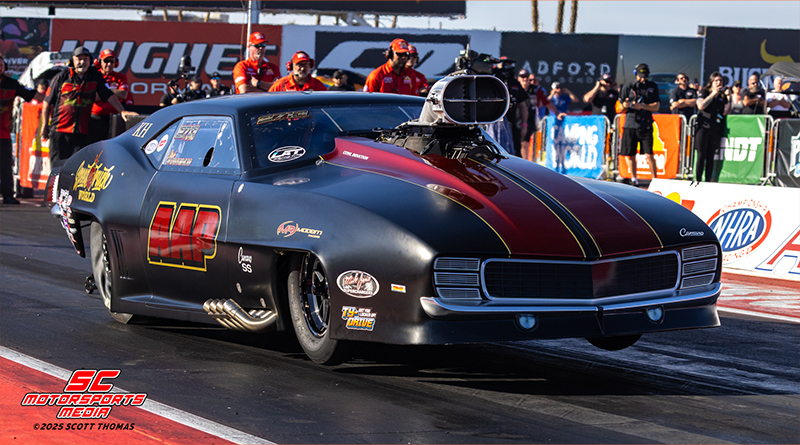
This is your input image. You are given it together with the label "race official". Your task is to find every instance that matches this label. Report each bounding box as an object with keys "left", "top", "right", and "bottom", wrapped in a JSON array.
[
  {"left": 89, "top": 49, "right": 133, "bottom": 144},
  {"left": 233, "top": 32, "right": 281, "bottom": 94},
  {"left": 619, "top": 63, "right": 660, "bottom": 186},
  {"left": 364, "top": 38, "right": 416, "bottom": 96},
  {"left": 208, "top": 72, "right": 231, "bottom": 97},
  {"left": 669, "top": 73, "right": 697, "bottom": 122},
  {"left": 40, "top": 46, "right": 134, "bottom": 164},
  {"left": 268, "top": 51, "right": 327, "bottom": 92},
  {"left": 406, "top": 44, "right": 429, "bottom": 96},
  {"left": 0, "top": 56, "right": 43, "bottom": 204}
]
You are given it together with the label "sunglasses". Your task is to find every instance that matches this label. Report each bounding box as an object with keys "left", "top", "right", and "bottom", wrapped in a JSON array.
[
  {"left": 677, "top": 77, "right": 687, "bottom": 81},
  {"left": 251, "top": 43, "right": 266, "bottom": 49},
  {"left": 211, "top": 77, "right": 220, "bottom": 80},
  {"left": 102, "top": 58, "right": 115, "bottom": 63}
]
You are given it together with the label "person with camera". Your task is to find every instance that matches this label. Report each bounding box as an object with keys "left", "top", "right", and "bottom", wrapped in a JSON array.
[
  {"left": 584, "top": 73, "right": 619, "bottom": 123},
  {"left": 548, "top": 82, "right": 579, "bottom": 114},
  {"left": 406, "top": 44, "right": 429, "bottom": 97},
  {"left": 693, "top": 71, "right": 731, "bottom": 182},
  {"left": 40, "top": 46, "right": 135, "bottom": 164},
  {"left": 619, "top": 63, "right": 660, "bottom": 186},
  {"left": 208, "top": 72, "right": 231, "bottom": 97},
  {"left": 269, "top": 51, "right": 327, "bottom": 92},
  {"left": 233, "top": 32, "right": 280, "bottom": 94},
  {"left": 181, "top": 75, "right": 208, "bottom": 102},
  {"left": 364, "top": 38, "right": 416, "bottom": 95},
  {"left": 742, "top": 74, "right": 767, "bottom": 114},
  {"left": 668, "top": 73, "right": 697, "bottom": 122},
  {"left": 89, "top": 49, "right": 133, "bottom": 145},
  {"left": 160, "top": 81, "right": 181, "bottom": 107}
]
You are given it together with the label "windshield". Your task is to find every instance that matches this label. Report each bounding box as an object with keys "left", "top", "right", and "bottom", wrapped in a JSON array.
[{"left": 250, "top": 104, "right": 419, "bottom": 168}]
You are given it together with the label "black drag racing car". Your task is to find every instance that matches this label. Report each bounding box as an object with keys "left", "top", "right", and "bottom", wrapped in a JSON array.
[{"left": 47, "top": 75, "right": 721, "bottom": 364}]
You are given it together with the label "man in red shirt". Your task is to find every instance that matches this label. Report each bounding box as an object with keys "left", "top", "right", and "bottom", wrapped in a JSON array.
[
  {"left": 364, "top": 38, "right": 416, "bottom": 95},
  {"left": 233, "top": 32, "right": 281, "bottom": 94},
  {"left": 89, "top": 48, "right": 133, "bottom": 144},
  {"left": 268, "top": 51, "right": 327, "bottom": 92},
  {"left": 405, "top": 44, "right": 429, "bottom": 97}
]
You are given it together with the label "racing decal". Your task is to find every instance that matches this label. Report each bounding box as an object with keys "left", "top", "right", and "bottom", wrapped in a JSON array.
[
  {"left": 337, "top": 270, "right": 380, "bottom": 298},
  {"left": 277, "top": 221, "right": 322, "bottom": 238},
  {"left": 132, "top": 122, "right": 152, "bottom": 138},
  {"left": 238, "top": 247, "right": 253, "bottom": 273},
  {"left": 164, "top": 151, "right": 193, "bottom": 166},
  {"left": 147, "top": 202, "right": 221, "bottom": 271},
  {"left": 273, "top": 178, "right": 310, "bottom": 186},
  {"left": 174, "top": 124, "right": 200, "bottom": 141},
  {"left": 391, "top": 284, "right": 406, "bottom": 293},
  {"left": 341, "top": 306, "right": 376, "bottom": 331},
  {"left": 73, "top": 153, "right": 114, "bottom": 203},
  {"left": 707, "top": 199, "right": 772, "bottom": 262},
  {"left": 757, "top": 227, "right": 800, "bottom": 275},
  {"left": 268, "top": 146, "right": 306, "bottom": 163},
  {"left": 679, "top": 228, "right": 705, "bottom": 237},
  {"left": 144, "top": 140, "right": 158, "bottom": 155},
  {"left": 343, "top": 150, "right": 369, "bottom": 160},
  {"left": 157, "top": 134, "right": 169, "bottom": 152},
  {"left": 256, "top": 110, "right": 309, "bottom": 125}
]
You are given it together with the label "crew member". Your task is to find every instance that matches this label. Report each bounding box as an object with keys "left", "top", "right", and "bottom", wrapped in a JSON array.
[
  {"left": 406, "top": 44, "right": 429, "bottom": 96},
  {"left": 40, "top": 46, "right": 134, "bottom": 163},
  {"left": 208, "top": 72, "right": 231, "bottom": 97},
  {"left": 233, "top": 32, "right": 280, "bottom": 94},
  {"left": 269, "top": 51, "right": 327, "bottom": 92},
  {"left": 619, "top": 63, "right": 660, "bottom": 186},
  {"left": 89, "top": 48, "right": 133, "bottom": 144},
  {"left": 364, "top": 38, "right": 416, "bottom": 95},
  {"left": 0, "top": 56, "right": 43, "bottom": 204}
]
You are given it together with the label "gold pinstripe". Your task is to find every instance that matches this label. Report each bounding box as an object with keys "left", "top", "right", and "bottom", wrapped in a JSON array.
[{"left": 606, "top": 196, "right": 664, "bottom": 249}]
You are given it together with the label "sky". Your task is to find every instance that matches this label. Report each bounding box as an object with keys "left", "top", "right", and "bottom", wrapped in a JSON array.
[{"left": 1, "top": 1, "right": 798, "bottom": 38}]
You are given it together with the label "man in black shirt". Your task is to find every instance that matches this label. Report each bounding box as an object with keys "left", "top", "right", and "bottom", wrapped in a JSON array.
[
  {"left": 583, "top": 73, "right": 618, "bottom": 124},
  {"left": 694, "top": 71, "right": 730, "bottom": 182},
  {"left": 182, "top": 75, "right": 207, "bottom": 102},
  {"left": 160, "top": 82, "right": 181, "bottom": 107},
  {"left": 208, "top": 72, "right": 231, "bottom": 97},
  {"left": 742, "top": 74, "right": 766, "bottom": 114},
  {"left": 669, "top": 73, "right": 697, "bottom": 122},
  {"left": 327, "top": 70, "right": 355, "bottom": 91},
  {"left": 619, "top": 63, "right": 660, "bottom": 186}
]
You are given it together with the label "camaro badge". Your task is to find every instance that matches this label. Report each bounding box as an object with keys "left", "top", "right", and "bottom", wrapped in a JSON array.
[{"left": 337, "top": 270, "right": 379, "bottom": 298}]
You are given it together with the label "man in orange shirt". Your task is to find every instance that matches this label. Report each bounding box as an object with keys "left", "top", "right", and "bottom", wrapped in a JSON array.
[
  {"left": 269, "top": 51, "right": 327, "bottom": 92},
  {"left": 364, "top": 38, "right": 416, "bottom": 95},
  {"left": 233, "top": 32, "right": 280, "bottom": 94},
  {"left": 406, "top": 44, "right": 429, "bottom": 97},
  {"left": 89, "top": 48, "right": 133, "bottom": 144}
]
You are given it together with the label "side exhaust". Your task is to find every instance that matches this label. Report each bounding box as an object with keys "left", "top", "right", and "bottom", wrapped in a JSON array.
[{"left": 203, "top": 299, "right": 277, "bottom": 332}]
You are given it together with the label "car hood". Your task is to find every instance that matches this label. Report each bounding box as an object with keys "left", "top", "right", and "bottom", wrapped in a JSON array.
[{"left": 320, "top": 137, "right": 679, "bottom": 260}]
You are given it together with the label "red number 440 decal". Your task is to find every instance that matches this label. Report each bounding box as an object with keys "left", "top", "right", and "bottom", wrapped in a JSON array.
[{"left": 147, "top": 202, "right": 221, "bottom": 271}]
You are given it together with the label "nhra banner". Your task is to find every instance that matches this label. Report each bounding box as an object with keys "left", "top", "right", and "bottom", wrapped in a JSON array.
[
  {"left": 648, "top": 179, "right": 800, "bottom": 280},
  {"left": 51, "top": 19, "right": 282, "bottom": 106},
  {"left": 616, "top": 114, "right": 682, "bottom": 180},
  {"left": 774, "top": 119, "right": 800, "bottom": 188},
  {"left": 714, "top": 115, "right": 767, "bottom": 185},
  {"left": 544, "top": 115, "right": 606, "bottom": 178}
]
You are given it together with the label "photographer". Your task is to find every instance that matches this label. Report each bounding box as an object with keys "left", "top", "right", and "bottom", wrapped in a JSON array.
[
  {"left": 182, "top": 75, "right": 208, "bottom": 102},
  {"left": 160, "top": 81, "right": 181, "bottom": 107},
  {"left": 584, "top": 73, "right": 619, "bottom": 123},
  {"left": 619, "top": 63, "right": 660, "bottom": 186},
  {"left": 694, "top": 71, "right": 731, "bottom": 182}
]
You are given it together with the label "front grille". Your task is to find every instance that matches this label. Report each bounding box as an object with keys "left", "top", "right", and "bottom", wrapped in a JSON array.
[{"left": 483, "top": 253, "right": 679, "bottom": 299}]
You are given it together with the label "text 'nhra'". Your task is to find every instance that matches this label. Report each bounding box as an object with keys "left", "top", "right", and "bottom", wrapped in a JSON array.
[{"left": 148, "top": 202, "right": 221, "bottom": 271}]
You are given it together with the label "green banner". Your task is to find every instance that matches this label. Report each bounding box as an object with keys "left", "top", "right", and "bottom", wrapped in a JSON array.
[{"left": 712, "top": 115, "right": 767, "bottom": 184}]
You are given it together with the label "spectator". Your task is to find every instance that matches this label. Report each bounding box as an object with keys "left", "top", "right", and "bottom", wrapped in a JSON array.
[
  {"left": 669, "top": 73, "right": 697, "bottom": 122},
  {"left": 182, "top": 75, "right": 208, "bottom": 101},
  {"left": 406, "top": 44, "right": 429, "bottom": 96},
  {"left": 694, "top": 71, "right": 730, "bottom": 182},
  {"left": 530, "top": 74, "right": 549, "bottom": 123},
  {"left": 40, "top": 47, "right": 134, "bottom": 164},
  {"left": 30, "top": 78, "right": 48, "bottom": 105},
  {"left": 492, "top": 57, "right": 528, "bottom": 157},
  {"left": 767, "top": 76, "right": 793, "bottom": 118},
  {"left": 233, "top": 32, "right": 280, "bottom": 94},
  {"left": 619, "top": 63, "right": 660, "bottom": 186},
  {"left": 728, "top": 81, "right": 745, "bottom": 114},
  {"left": 518, "top": 69, "right": 562, "bottom": 160},
  {"left": 0, "top": 56, "right": 43, "bottom": 204},
  {"left": 268, "top": 51, "right": 327, "bottom": 92},
  {"left": 364, "top": 38, "right": 416, "bottom": 95},
  {"left": 208, "top": 72, "right": 231, "bottom": 97},
  {"left": 327, "top": 70, "right": 355, "bottom": 91},
  {"left": 89, "top": 49, "right": 133, "bottom": 145},
  {"left": 548, "top": 82, "right": 579, "bottom": 114},
  {"left": 160, "top": 82, "right": 181, "bottom": 107},
  {"left": 689, "top": 78, "right": 701, "bottom": 91},
  {"left": 583, "top": 73, "right": 619, "bottom": 124},
  {"left": 742, "top": 74, "right": 767, "bottom": 115}
]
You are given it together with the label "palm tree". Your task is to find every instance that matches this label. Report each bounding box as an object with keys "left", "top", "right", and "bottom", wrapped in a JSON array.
[
  {"left": 531, "top": 0, "right": 540, "bottom": 32},
  {"left": 569, "top": 0, "right": 578, "bottom": 33},
  {"left": 555, "top": 0, "right": 565, "bottom": 33}
]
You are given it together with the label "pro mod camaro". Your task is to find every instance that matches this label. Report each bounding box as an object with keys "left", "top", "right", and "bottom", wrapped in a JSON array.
[{"left": 48, "top": 75, "right": 721, "bottom": 364}]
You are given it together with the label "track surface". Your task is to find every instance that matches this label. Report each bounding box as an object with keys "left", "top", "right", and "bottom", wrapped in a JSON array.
[{"left": 2, "top": 201, "right": 798, "bottom": 444}]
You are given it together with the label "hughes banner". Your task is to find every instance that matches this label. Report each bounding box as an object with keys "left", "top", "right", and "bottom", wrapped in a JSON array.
[
  {"left": 774, "top": 119, "right": 800, "bottom": 188},
  {"left": 51, "top": 19, "right": 282, "bottom": 106}
]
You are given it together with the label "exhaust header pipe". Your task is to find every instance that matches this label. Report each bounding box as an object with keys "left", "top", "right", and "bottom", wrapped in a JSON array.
[{"left": 203, "top": 298, "right": 277, "bottom": 332}]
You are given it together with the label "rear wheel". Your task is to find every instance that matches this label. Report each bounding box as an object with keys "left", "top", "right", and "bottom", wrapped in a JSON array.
[
  {"left": 586, "top": 334, "right": 642, "bottom": 351},
  {"left": 90, "top": 222, "right": 133, "bottom": 324},
  {"left": 287, "top": 253, "right": 350, "bottom": 365}
]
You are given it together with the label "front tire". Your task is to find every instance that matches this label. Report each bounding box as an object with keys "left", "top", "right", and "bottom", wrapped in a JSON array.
[
  {"left": 90, "top": 222, "right": 133, "bottom": 324},
  {"left": 287, "top": 253, "right": 350, "bottom": 365},
  {"left": 586, "top": 334, "right": 642, "bottom": 351}
]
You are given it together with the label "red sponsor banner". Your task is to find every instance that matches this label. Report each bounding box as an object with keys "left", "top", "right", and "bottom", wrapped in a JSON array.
[
  {"left": 51, "top": 19, "right": 282, "bottom": 106},
  {"left": 617, "top": 114, "right": 681, "bottom": 179}
]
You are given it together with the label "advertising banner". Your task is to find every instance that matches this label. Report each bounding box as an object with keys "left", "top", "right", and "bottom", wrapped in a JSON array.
[
  {"left": 648, "top": 179, "right": 800, "bottom": 280},
  {"left": 774, "top": 119, "right": 800, "bottom": 188},
  {"left": 714, "top": 115, "right": 767, "bottom": 184},
  {"left": 616, "top": 114, "right": 682, "bottom": 180},
  {"left": 0, "top": 17, "right": 51, "bottom": 78},
  {"left": 282, "top": 25, "right": 500, "bottom": 80},
  {"left": 51, "top": 19, "right": 282, "bottom": 106},
  {"left": 544, "top": 115, "right": 606, "bottom": 178},
  {"left": 18, "top": 102, "right": 49, "bottom": 190}
]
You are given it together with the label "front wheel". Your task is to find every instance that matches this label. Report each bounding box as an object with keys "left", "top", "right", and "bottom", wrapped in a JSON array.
[
  {"left": 287, "top": 253, "right": 350, "bottom": 365},
  {"left": 586, "top": 334, "right": 642, "bottom": 351},
  {"left": 90, "top": 222, "right": 133, "bottom": 324}
]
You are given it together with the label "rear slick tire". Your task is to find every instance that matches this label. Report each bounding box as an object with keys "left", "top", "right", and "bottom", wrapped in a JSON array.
[
  {"left": 90, "top": 222, "right": 133, "bottom": 324},
  {"left": 586, "top": 334, "right": 642, "bottom": 351}
]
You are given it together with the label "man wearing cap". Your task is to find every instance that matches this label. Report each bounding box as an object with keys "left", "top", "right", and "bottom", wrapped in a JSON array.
[
  {"left": 233, "top": 32, "right": 280, "bottom": 94},
  {"left": 327, "top": 70, "right": 354, "bottom": 91},
  {"left": 548, "top": 82, "right": 578, "bottom": 114},
  {"left": 40, "top": 46, "right": 134, "bottom": 164},
  {"left": 518, "top": 69, "right": 561, "bottom": 160},
  {"left": 89, "top": 48, "right": 133, "bottom": 144},
  {"left": 669, "top": 73, "right": 697, "bottom": 122},
  {"left": 619, "top": 62, "right": 660, "bottom": 185},
  {"left": 208, "top": 72, "right": 231, "bottom": 97},
  {"left": 0, "top": 56, "right": 43, "bottom": 204},
  {"left": 182, "top": 75, "right": 208, "bottom": 102},
  {"left": 268, "top": 51, "right": 327, "bottom": 92},
  {"left": 405, "top": 44, "right": 429, "bottom": 97},
  {"left": 364, "top": 38, "right": 416, "bottom": 96},
  {"left": 583, "top": 73, "right": 619, "bottom": 123}
]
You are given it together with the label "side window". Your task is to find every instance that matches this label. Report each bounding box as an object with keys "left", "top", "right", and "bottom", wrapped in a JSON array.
[
  {"left": 160, "top": 116, "right": 240, "bottom": 175},
  {"left": 142, "top": 120, "right": 180, "bottom": 167}
]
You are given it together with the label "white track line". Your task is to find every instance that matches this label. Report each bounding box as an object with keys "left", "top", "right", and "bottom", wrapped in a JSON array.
[
  {"left": 0, "top": 347, "right": 274, "bottom": 445},
  {"left": 718, "top": 306, "right": 800, "bottom": 324}
]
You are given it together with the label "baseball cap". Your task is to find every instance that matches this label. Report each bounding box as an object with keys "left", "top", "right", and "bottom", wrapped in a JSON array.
[
  {"left": 601, "top": 73, "right": 613, "bottom": 82},
  {"left": 390, "top": 38, "right": 410, "bottom": 53},
  {"left": 551, "top": 82, "right": 562, "bottom": 89},
  {"left": 291, "top": 51, "right": 312, "bottom": 65},
  {"left": 99, "top": 49, "right": 116, "bottom": 61},
  {"left": 518, "top": 69, "right": 531, "bottom": 77},
  {"left": 635, "top": 63, "right": 650, "bottom": 77},
  {"left": 189, "top": 75, "right": 201, "bottom": 83},
  {"left": 407, "top": 44, "right": 418, "bottom": 55},
  {"left": 248, "top": 32, "right": 266, "bottom": 46},
  {"left": 332, "top": 70, "right": 344, "bottom": 79},
  {"left": 72, "top": 46, "right": 92, "bottom": 58},
  {"left": 211, "top": 72, "right": 221, "bottom": 79}
]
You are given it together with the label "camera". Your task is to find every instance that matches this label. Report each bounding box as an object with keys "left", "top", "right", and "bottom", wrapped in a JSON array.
[
  {"left": 167, "top": 55, "right": 196, "bottom": 101},
  {"left": 454, "top": 47, "right": 498, "bottom": 76}
]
